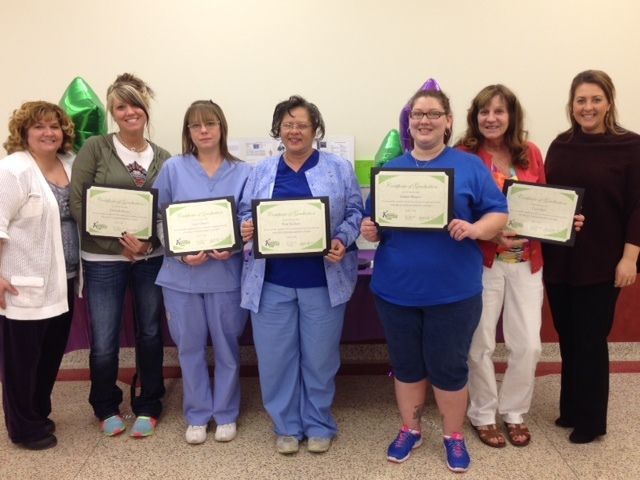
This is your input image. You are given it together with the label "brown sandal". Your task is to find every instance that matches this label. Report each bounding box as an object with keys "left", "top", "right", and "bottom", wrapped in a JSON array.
[
  {"left": 472, "top": 424, "right": 506, "bottom": 448},
  {"left": 504, "top": 422, "right": 531, "bottom": 447}
]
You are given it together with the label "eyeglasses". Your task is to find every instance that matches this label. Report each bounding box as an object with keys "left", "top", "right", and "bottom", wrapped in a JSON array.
[
  {"left": 280, "top": 123, "right": 311, "bottom": 132},
  {"left": 188, "top": 121, "right": 220, "bottom": 131},
  {"left": 409, "top": 110, "right": 447, "bottom": 120}
]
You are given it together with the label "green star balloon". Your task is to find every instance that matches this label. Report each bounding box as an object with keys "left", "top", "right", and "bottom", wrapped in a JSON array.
[
  {"left": 59, "top": 77, "right": 107, "bottom": 152},
  {"left": 374, "top": 129, "right": 403, "bottom": 167}
]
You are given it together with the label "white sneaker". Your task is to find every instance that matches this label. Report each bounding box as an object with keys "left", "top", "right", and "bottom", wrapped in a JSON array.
[
  {"left": 307, "top": 436, "right": 332, "bottom": 453},
  {"left": 185, "top": 425, "right": 207, "bottom": 444},
  {"left": 214, "top": 422, "right": 237, "bottom": 442},
  {"left": 276, "top": 435, "right": 299, "bottom": 454}
]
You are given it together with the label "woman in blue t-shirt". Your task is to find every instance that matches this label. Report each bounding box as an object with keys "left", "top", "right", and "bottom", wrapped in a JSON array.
[{"left": 360, "top": 89, "right": 508, "bottom": 473}]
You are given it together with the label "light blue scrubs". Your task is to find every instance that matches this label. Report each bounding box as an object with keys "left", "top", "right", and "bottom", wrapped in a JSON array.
[
  {"left": 154, "top": 154, "right": 251, "bottom": 426},
  {"left": 239, "top": 151, "right": 363, "bottom": 439}
]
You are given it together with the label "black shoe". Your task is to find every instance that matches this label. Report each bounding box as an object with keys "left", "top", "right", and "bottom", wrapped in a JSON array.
[
  {"left": 44, "top": 419, "right": 56, "bottom": 434},
  {"left": 554, "top": 417, "right": 573, "bottom": 428},
  {"left": 21, "top": 434, "right": 57, "bottom": 450},
  {"left": 569, "top": 430, "right": 600, "bottom": 444}
]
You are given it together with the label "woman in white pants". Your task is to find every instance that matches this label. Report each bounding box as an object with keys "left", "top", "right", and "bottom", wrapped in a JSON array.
[{"left": 456, "top": 85, "right": 582, "bottom": 447}]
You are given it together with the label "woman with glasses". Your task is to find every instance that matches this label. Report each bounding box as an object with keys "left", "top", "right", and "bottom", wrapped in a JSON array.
[
  {"left": 70, "top": 73, "right": 169, "bottom": 438},
  {"left": 239, "top": 95, "right": 363, "bottom": 455},
  {"left": 543, "top": 70, "right": 640, "bottom": 444},
  {"left": 360, "top": 89, "right": 508, "bottom": 472},
  {"left": 153, "top": 100, "right": 251, "bottom": 445}
]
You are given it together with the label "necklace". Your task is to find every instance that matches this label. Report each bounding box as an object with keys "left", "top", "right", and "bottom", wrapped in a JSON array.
[
  {"left": 413, "top": 145, "right": 446, "bottom": 167},
  {"left": 116, "top": 133, "right": 147, "bottom": 153}
]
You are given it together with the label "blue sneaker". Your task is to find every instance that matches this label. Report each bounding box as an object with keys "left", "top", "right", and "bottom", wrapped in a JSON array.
[
  {"left": 387, "top": 426, "right": 423, "bottom": 463},
  {"left": 100, "top": 414, "right": 126, "bottom": 437},
  {"left": 130, "top": 416, "right": 157, "bottom": 438},
  {"left": 443, "top": 432, "right": 470, "bottom": 473}
]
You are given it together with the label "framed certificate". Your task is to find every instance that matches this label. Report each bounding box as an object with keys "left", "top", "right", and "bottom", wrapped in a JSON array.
[
  {"left": 251, "top": 197, "right": 331, "bottom": 259},
  {"left": 162, "top": 197, "right": 241, "bottom": 256},
  {"left": 503, "top": 180, "right": 584, "bottom": 246},
  {"left": 370, "top": 168, "right": 454, "bottom": 230},
  {"left": 83, "top": 184, "right": 157, "bottom": 240}
]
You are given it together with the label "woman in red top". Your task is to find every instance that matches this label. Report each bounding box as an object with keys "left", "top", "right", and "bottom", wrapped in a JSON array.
[{"left": 457, "top": 85, "right": 547, "bottom": 448}]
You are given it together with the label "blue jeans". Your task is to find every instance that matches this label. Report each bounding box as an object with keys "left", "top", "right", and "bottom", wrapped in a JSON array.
[
  {"left": 374, "top": 293, "right": 482, "bottom": 390},
  {"left": 83, "top": 257, "right": 165, "bottom": 420}
]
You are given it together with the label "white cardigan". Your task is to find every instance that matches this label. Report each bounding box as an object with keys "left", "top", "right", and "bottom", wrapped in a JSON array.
[{"left": 0, "top": 151, "right": 73, "bottom": 320}]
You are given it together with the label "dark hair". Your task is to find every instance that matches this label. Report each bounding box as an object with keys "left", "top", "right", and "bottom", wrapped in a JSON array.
[
  {"left": 564, "top": 70, "right": 626, "bottom": 137},
  {"left": 456, "top": 84, "right": 530, "bottom": 168},
  {"left": 3, "top": 101, "right": 75, "bottom": 154},
  {"left": 407, "top": 89, "right": 453, "bottom": 144},
  {"left": 181, "top": 100, "right": 239, "bottom": 161},
  {"left": 270, "top": 95, "right": 325, "bottom": 140}
]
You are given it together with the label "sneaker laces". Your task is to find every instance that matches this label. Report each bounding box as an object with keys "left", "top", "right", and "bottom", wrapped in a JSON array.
[
  {"left": 447, "top": 433, "right": 465, "bottom": 457},
  {"left": 393, "top": 426, "right": 418, "bottom": 447},
  {"left": 393, "top": 430, "right": 413, "bottom": 448}
]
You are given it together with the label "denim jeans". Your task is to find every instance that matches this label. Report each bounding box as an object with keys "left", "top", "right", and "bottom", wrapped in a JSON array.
[{"left": 83, "top": 257, "right": 165, "bottom": 420}]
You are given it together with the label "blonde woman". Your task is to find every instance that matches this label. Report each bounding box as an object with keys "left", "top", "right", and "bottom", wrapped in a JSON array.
[{"left": 70, "top": 73, "right": 170, "bottom": 437}]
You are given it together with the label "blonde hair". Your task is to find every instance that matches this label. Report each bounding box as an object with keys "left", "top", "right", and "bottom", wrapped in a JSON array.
[
  {"left": 3, "top": 101, "right": 75, "bottom": 154},
  {"left": 106, "top": 73, "right": 154, "bottom": 131}
]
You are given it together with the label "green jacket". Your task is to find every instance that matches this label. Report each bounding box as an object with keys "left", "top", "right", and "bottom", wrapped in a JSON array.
[{"left": 70, "top": 133, "right": 171, "bottom": 255}]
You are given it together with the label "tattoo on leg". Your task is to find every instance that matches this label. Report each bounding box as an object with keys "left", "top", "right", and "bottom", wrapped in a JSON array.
[{"left": 413, "top": 403, "right": 425, "bottom": 420}]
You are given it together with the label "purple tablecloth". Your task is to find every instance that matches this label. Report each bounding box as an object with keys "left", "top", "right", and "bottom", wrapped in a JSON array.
[{"left": 65, "top": 251, "right": 384, "bottom": 352}]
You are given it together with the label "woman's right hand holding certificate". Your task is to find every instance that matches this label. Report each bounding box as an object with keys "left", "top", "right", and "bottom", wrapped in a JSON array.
[
  {"left": 360, "top": 217, "right": 380, "bottom": 243},
  {"left": 241, "top": 219, "right": 254, "bottom": 243},
  {"left": 493, "top": 230, "right": 529, "bottom": 249}
]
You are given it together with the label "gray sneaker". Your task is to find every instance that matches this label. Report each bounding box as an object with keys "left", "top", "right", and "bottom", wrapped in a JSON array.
[
  {"left": 276, "top": 435, "right": 299, "bottom": 454},
  {"left": 307, "top": 437, "right": 332, "bottom": 453}
]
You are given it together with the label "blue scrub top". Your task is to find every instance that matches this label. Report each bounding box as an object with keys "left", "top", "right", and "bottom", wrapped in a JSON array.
[{"left": 153, "top": 154, "right": 252, "bottom": 293}]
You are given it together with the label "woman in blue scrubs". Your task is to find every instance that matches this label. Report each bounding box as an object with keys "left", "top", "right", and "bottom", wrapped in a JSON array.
[
  {"left": 154, "top": 100, "right": 251, "bottom": 445},
  {"left": 239, "top": 95, "right": 363, "bottom": 455}
]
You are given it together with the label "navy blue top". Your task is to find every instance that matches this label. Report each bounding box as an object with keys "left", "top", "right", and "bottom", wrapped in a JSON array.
[
  {"left": 265, "top": 150, "right": 328, "bottom": 288},
  {"left": 365, "top": 148, "right": 508, "bottom": 306}
]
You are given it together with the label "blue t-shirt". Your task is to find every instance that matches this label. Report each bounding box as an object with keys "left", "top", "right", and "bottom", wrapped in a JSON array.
[
  {"left": 364, "top": 148, "right": 508, "bottom": 306},
  {"left": 265, "top": 150, "right": 328, "bottom": 288}
]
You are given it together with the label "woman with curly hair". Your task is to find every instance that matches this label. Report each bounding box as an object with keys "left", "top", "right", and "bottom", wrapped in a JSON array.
[{"left": 0, "top": 101, "right": 77, "bottom": 450}]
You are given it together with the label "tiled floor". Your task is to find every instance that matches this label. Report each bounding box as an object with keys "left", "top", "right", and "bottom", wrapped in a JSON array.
[{"left": 1, "top": 346, "right": 639, "bottom": 480}]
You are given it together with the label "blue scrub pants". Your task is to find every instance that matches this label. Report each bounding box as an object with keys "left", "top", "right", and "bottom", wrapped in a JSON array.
[
  {"left": 251, "top": 282, "right": 345, "bottom": 440},
  {"left": 163, "top": 288, "right": 247, "bottom": 426}
]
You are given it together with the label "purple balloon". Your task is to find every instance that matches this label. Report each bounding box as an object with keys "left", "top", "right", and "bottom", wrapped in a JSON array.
[{"left": 399, "top": 78, "right": 442, "bottom": 152}]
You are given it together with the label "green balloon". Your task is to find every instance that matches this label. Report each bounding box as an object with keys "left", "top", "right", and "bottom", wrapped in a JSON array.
[
  {"left": 374, "top": 129, "right": 403, "bottom": 167},
  {"left": 59, "top": 77, "right": 107, "bottom": 152}
]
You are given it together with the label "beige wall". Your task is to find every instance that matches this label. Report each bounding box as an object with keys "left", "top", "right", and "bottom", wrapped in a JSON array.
[{"left": 1, "top": 0, "right": 639, "bottom": 158}]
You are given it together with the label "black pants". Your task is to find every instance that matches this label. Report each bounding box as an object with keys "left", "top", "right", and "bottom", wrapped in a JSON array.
[
  {"left": 0, "top": 279, "right": 74, "bottom": 443},
  {"left": 545, "top": 281, "right": 620, "bottom": 436}
]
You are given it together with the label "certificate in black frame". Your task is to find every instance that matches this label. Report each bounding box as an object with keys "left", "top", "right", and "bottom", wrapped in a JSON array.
[
  {"left": 162, "top": 196, "right": 241, "bottom": 257},
  {"left": 251, "top": 196, "right": 331, "bottom": 259},
  {"left": 370, "top": 167, "right": 454, "bottom": 231},
  {"left": 82, "top": 183, "right": 158, "bottom": 241},
  {"left": 502, "top": 179, "right": 585, "bottom": 246}
]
